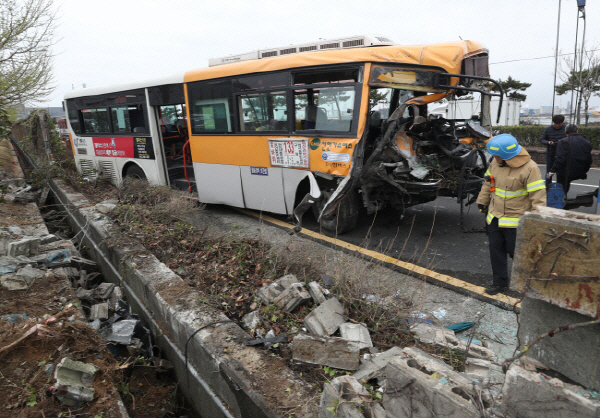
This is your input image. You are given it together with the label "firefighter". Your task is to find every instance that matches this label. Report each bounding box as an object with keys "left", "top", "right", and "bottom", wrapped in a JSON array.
[{"left": 477, "top": 134, "right": 546, "bottom": 295}]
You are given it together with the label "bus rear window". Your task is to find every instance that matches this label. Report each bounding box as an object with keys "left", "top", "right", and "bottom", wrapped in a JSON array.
[
  {"left": 81, "top": 108, "right": 110, "bottom": 133},
  {"left": 67, "top": 105, "right": 81, "bottom": 134}
]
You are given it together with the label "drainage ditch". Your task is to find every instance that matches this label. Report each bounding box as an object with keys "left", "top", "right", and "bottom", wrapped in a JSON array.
[
  {"left": 41, "top": 195, "right": 201, "bottom": 418},
  {"left": 0, "top": 186, "right": 200, "bottom": 417}
]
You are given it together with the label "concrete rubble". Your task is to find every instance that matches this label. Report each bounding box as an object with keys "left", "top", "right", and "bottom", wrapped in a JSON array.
[
  {"left": 339, "top": 323, "right": 373, "bottom": 350},
  {"left": 272, "top": 281, "right": 311, "bottom": 313},
  {"left": 308, "top": 281, "right": 327, "bottom": 305},
  {"left": 304, "top": 297, "right": 346, "bottom": 336},
  {"left": 411, "top": 322, "right": 496, "bottom": 360},
  {"left": 319, "top": 375, "right": 377, "bottom": 418},
  {"left": 502, "top": 363, "right": 600, "bottom": 418},
  {"left": 256, "top": 273, "right": 300, "bottom": 304},
  {"left": 53, "top": 358, "right": 99, "bottom": 407},
  {"left": 382, "top": 348, "right": 483, "bottom": 418},
  {"left": 241, "top": 310, "right": 261, "bottom": 330},
  {"left": 292, "top": 333, "right": 360, "bottom": 371}
]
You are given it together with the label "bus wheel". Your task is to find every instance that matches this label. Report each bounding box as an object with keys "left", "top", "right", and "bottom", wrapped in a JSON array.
[
  {"left": 124, "top": 165, "right": 147, "bottom": 180},
  {"left": 313, "top": 189, "right": 360, "bottom": 235}
]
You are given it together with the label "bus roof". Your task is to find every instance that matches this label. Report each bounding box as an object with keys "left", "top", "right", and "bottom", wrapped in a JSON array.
[
  {"left": 64, "top": 72, "right": 184, "bottom": 100},
  {"left": 185, "top": 40, "right": 487, "bottom": 83}
]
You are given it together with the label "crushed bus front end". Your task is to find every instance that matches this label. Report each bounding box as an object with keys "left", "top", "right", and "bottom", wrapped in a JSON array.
[{"left": 316, "top": 55, "right": 504, "bottom": 234}]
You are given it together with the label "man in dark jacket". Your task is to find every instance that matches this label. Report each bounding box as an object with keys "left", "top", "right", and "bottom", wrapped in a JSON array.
[
  {"left": 540, "top": 114, "right": 566, "bottom": 186},
  {"left": 549, "top": 124, "right": 592, "bottom": 194}
]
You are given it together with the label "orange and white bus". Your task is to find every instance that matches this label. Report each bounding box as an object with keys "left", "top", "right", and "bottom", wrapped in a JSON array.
[{"left": 64, "top": 35, "right": 503, "bottom": 234}]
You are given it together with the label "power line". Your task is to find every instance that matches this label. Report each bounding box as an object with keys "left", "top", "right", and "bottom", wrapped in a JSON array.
[{"left": 490, "top": 48, "right": 600, "bottom": 65}]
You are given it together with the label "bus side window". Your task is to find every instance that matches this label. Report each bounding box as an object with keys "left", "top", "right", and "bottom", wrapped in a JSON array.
[
  {"left": 81, "top": 108, "right": 110, "bottom": 134},
  {"left": 129, "top": 105, "right": 146, "bottom": 133},
  {"left": 238, "top": 91, "right": 287, "bottom": 132},
  {"left": 111, "top": 106, "right": 131, "bottom": 133},
  {"left": 187, "top": 80, "right": 234, "bottom": 134}
]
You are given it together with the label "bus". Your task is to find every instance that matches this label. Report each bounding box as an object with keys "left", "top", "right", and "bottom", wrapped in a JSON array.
[{"left": 64, "top": 35, "right": 503, "bottom": 234}]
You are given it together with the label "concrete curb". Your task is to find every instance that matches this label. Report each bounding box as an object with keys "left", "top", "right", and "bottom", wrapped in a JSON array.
[{"left": 48, "top": 179, "right": 318, "bottom": 418}]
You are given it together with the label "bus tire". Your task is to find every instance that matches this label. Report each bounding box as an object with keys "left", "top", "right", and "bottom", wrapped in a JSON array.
[
  {"left": 314, "top": 189, "right": 360, "bottom": 235},
  {"left": 124, "top": 165, "right": 147, "bottom": 180}
]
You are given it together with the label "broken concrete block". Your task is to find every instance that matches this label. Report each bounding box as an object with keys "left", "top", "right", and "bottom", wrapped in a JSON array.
[
  {"left": 101, "top": 319, "right": 138, "bottom": 345},
  {"left": 75, "top": 287, "right": 94, "bottom": 302},
  {"left": 16, "top": 264, "right": 45, "bottom": 280},
  {"left": 411, "top": 323, "right": 495, "bottom": 360},
  {"left": 308, "top": 281, "right": 327, "bottom": 305},
  {"left": 463, "top": 358, "right": 504, "bottom": 385},
  {"left": 89, "top": 303, "right": 109, "bottom": 320},
  {"left": 241, "top": 311, "right": 261, "bottom": 330},
  {"left": 273, "top": 282, "right": 311, "bottom": 313},
  {"left": 513, "top": 208, "right": 600, "bottom": 318},
  {"left": 7, "top": 237, "right": 41, "bottom": 257},
  {"left": 382, "top": 347, "right": 483, "bottom": 418},
  {"left": 502, "top": 363, "right": 600, "bottom": 418},
  {"left": 0, "top": 255, "right": 19, "bottom": 275},
  {"left": 95, "top": 200, "right": 117, "bottom": 214},
  {"left": 319, "top": 375, "right": 370, "bottom": 418},
  {"left": 292, "top": 334, "right": 360, "bottom": 371},
  {"left": 518, "top": 296, "right": 600, "bottom": 391},
  {"left": 54, "top": 358, "right": 98, "bottom": 407},
  {"left": 93, "top": 283, "right": 116, "bottom": 300},
  {"left": 108, "top": 286, "right": 123, "bottom": 310},
  {"left": 1, "top": 271, "right": 36, "bottom": 290},
  {"left": 340, "top": 323, "right": 373, "bottom": 350},
  {"left": 304, "top": 298, "right": 345, "bottom": 337},
  {"left": 40, "top": 234, "right": 58, "bottom": 245},
  {"left": 354, "top": 346, "right": 404, "bottom": 383},
  {"left": 256, "top": 273, "right": 300, "bottom": 304},
  {"left": 46, "top": 267, "right": 78, "bottom": 281},
  {"left": 462, "top": 358, "right": 505, "bottom": 400}
]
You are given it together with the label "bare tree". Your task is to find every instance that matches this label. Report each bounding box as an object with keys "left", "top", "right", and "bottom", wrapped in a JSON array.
[
  {"left": 0, "top": 0, "right": 57, "bottom": 107},
  {"left": 556, "top": 44, "right": 600, "bottom": 126}
]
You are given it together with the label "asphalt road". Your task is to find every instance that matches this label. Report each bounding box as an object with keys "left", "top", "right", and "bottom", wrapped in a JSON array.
[{"left": 298, "top": 166, "right": 600, "bottom": 290}]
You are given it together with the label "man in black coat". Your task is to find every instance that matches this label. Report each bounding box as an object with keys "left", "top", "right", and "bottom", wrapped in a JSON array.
[
  {"left": 549, "top": 124, "right": 593, "bottom": 194},
  {"left": 540, "top": 114, "right": 566, "bottom": 186}
]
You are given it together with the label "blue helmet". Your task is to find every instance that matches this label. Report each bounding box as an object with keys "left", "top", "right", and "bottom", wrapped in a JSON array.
[{"left": 487, "top": 134, "right": 522, "bottom": 160}]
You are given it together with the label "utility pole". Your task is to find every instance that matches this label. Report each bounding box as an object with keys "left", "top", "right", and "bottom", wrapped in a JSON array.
[
  {"left": 552, "top": 0, "right": 561, "bottom": 119},
  {"left": 575, "top": 0, "right": 586, "bottom": 125}
]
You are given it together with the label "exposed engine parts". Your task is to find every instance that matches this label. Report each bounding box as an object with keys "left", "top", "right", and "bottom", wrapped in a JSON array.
[{"left": 359, "top": 100, "right": 491, "bottom": 217}]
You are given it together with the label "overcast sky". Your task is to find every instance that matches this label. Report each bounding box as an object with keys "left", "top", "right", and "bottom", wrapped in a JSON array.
[{"left": 45, "top": 0, "right": 600, "bottom": 112}]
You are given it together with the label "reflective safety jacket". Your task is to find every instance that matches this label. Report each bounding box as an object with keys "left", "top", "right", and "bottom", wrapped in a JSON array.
[{"left": 476, "top": 149, "right": 546, "bottom": 228}]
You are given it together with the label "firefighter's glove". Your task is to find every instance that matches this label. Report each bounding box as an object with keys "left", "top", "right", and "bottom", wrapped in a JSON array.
[
  {"left": 478, "top": 204, "right": 488, "bottom": 214},
  {"left": 546, "top": 172, "right": 555, "bottom": 180}
]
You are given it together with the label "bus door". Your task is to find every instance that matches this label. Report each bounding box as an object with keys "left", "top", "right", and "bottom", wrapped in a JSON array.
[
  {"left": 148, "top": 85, "right": 193, "bottom": 191},
  {"left": 155, "top": 104, "right": 194, "bottom": 191}
]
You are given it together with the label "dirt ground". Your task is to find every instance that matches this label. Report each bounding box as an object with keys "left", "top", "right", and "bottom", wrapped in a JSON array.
[{"left": 0, "top": 200, "right": 197, "bottom": 417}]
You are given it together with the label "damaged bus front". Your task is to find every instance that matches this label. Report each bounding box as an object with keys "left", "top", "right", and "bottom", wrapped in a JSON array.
[{"left": 313, "top": 51, "right": 504, "bottom": 234}]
